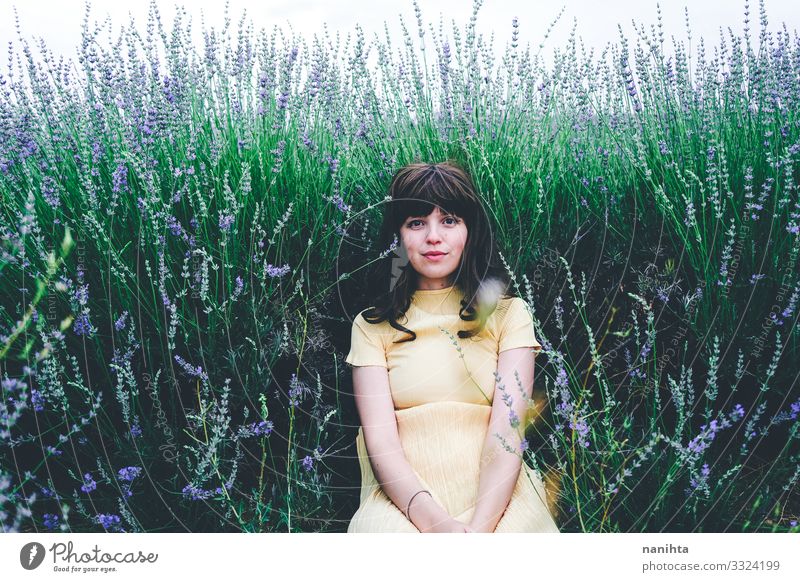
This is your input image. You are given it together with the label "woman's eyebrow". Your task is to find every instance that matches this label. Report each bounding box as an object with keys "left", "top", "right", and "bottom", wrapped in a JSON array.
[{"left": 407, "top": 212, "right": 456, "bottom": 219}]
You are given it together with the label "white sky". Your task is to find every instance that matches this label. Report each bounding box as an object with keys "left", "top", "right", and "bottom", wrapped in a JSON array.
[{"left": 1, "top": 0, "right": 799, "bottom": 74}]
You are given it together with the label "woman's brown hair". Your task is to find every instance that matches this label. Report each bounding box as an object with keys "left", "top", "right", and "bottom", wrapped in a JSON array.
[{"left": 361, "top": 160, "right": 516, "bottom": 343}]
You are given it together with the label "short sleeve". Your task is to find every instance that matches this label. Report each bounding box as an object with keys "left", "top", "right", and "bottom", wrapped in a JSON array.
[
  {"left": 498, "top": 297, "right": 543, "bottom": 354},
  {"left": 345, "top": 311, "right": 388, "bottom": 367}
]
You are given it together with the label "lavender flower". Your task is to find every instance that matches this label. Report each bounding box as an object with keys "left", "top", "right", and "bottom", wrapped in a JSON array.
[
  {"left": 689, "top": 463, "right": 711, "bottom": 492},
  {"left": 329, "top": 194, "right": 351, "bottom": 213},
  {"left": 769, "top": 397, "right": 799, "bottom": 425},
  {"left": 569, "top": 415, "right": 591, "bottom": 448},
  {"left": 2, "top": 377, "right": 26, "bottom": 392},
  {"left": 324, "top": 155, "right": 340, "bottom": 175},
  {"left": 173, "top": 354, "right": 208, "bottom": 381},
  {"left": 277, "top": 91, "right": 290, "bottom": 110},
  {"left": 111, "top": 164, "right": 128, "bottom": 193},
  {"left": 96, "top": 513, "right": 122, "bottom": 531},
  {"left": 73, "top": 312, "right": 95, "bottom": 337},
  {"left": 688, "top": 404, "right": 746, "bottom": 454},
  {"left": 247, "top": 419, "right": 273, "bottom": 437},
  {"left": 266, "top": 263, "right": 291, "bottom": 278},
  {"left": 781, "top": 285, "right": 799, "bottom": 320},
  {"left": 41, "top": 176, "right": 61, "bottom": 208},
  {"left": 73, "top": 283, "right": 89, "bottom": 306},
  {"left": 182, "top": 483, "right": 211, "bottom": 500},
  {"left": 167, "top": 216, "right": 183, "bottom": 236},
  {"left": 43, "top": 513, "right": 60, "bottom": 530},
  {"left": 31, "top": 389, "right": 44, "bottom": 412},
  {"left": 117, "top": 466, "right": 141, "bottom": 481},
  {"left": 288, "top": 373, "right": 311, "bottom": 407},
  {"left": 114, "top": 311, "right": 129, "bottom": 331},
  {"left": 218, "top": 213, "right": 235, "bottom": 232},
  {"left": 508, "top": 407, "right": 520, "bottom": 429},
  {"left": 80, "top": 473, "right": 97, "bottom": 494}
]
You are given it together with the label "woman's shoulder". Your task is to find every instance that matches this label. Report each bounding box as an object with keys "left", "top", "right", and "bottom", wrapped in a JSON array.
[
  {"left": 354, "top": 307, "right": 382, "bottom": 324},
  {"left": 492, "top": 295, "right": 526, "bottom": 316},
  {"left": 487, "top": 295, "right": 531, "bottom": 329},
  {"left": 352, "top": 307, "right": 398, "bottom": 337}
]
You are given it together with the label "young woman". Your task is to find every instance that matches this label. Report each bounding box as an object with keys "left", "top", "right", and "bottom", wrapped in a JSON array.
[{"left": 345, "top": 161, "right": 560, "bottom": 533}]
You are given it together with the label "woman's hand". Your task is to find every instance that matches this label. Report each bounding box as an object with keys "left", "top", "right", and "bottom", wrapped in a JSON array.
[
  {"left": 466, "top": 519, "right": 494, "bottom": 533},
  {"left": 421, "top": 517, "right": 475, "bottom": 533}
]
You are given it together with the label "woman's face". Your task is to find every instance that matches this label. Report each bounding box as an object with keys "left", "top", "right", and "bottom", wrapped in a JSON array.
[{"left": 399, "top": 206, "right": 468, "bottom": 290}]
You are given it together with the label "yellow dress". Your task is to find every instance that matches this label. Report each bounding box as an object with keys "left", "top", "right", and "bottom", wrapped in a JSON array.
[{"left": 345, "top": 285, "right": 560, "bottom": 533}]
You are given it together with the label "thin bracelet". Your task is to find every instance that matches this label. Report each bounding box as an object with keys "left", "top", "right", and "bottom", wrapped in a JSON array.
[{"left": 405, "top": 489, "right": 431, "bottom": 522}]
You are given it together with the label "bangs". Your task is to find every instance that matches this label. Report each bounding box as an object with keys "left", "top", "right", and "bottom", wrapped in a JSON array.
[{"left": 390, "top": 167, "right": 475, "bottom": 225}]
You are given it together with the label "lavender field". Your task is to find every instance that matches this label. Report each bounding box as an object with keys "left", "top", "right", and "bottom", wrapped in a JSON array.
[{"left": 1, "top": 0, "right": 799, "bottom": 532}]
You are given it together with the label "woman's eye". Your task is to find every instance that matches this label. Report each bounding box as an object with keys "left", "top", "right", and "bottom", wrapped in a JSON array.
[{"left": 406, "top": 217, "right": 459, "bottom": 228}]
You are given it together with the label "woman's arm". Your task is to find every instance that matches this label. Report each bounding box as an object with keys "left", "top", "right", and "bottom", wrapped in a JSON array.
[
  {"left": 352, "top": 365, "right": 454, "bottom": 532},
  {"left": 468, "top": 347, "right": 536, "bottom": 533}
]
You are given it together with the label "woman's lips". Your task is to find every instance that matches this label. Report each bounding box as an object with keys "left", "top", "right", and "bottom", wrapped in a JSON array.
[{"left": 423, "top": 252, "right": 447, "bottom": 261}]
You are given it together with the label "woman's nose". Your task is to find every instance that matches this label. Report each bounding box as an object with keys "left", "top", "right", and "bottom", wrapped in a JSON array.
[{"left": 425, "top": 224, "right": 443, "bottom": 242}]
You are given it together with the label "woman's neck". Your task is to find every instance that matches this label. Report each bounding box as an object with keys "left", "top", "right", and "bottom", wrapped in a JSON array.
[{"left": 410, "top": 284, "right": 463, "bottom": 314}]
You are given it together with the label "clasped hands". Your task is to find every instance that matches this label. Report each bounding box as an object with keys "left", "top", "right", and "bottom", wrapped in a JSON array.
[
  {"left": 419, "top": 515, "right": 493, "bottom": 533},
  {"left": 410, "top": 493, "right": 495, "bottom": 533}
]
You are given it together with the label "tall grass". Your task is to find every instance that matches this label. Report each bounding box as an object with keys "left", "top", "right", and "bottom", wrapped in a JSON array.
[{"left": 1, "top": 0, "right": 798, "bottom": 532}]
